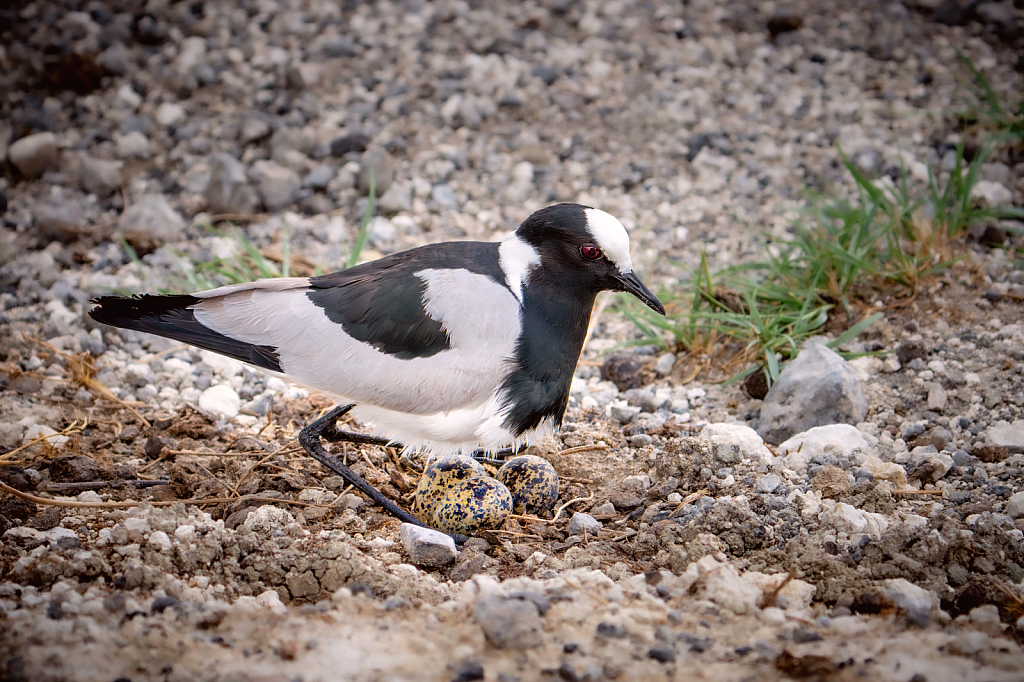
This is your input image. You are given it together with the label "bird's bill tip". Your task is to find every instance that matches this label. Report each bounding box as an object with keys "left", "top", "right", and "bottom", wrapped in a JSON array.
[{"left": 615, "top": 271, "right": 666, "bottom": 315}]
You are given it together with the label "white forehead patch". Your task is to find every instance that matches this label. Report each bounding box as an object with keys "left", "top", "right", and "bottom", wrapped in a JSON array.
[
  {"left": 498, "top": 234, "right": 541, "bottom": 303},
  {"left": 583, "top": 208, "right": 633, "bottom": 274}
]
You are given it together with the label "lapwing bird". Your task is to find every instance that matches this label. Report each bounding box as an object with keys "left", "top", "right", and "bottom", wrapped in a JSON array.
[{"left": 90, "top": 203, "right": 665, "bottom": 531}]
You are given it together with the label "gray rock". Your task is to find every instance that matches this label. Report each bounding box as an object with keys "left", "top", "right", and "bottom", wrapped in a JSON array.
[
  {"left": 754, "top": 473, "right": 782, "bottom": 494},
  {"left": 431, "top": 184, "right": 458, "bottom": 207},
  {"left": 970, "top": 180, "right": 1012, "bottom": 208},
  {"left": 303, "top": 165, "right": 335, "bottom": 190},
  {"left": 376, "top": 182, "right": 412, "bottom": 214},
  {"left": 77, "top": 156, "right": 122, "bottom": 197},
  {"left": 0, "top": 122, "right": 10, "bottom": 164},
  {"left": 611, "top": 404, "right": 641, "bottom": 424},
  {"left": 399, "top": 523, "right": 457, "bottom": 567},
  {"left": 286, "top": 61, "right": 322, "bottom": 89},
  {"left": 1005, "top": 492, "right": 1024, "bottom": 519},
  {"left": 757, "top": 343, "right": 868, "bottom": 445},
  {"left": 655, "top": 352, "right": 676, "bottom": 375},
  {"left": 240, "top": 115, "right": 273, "bottom": 145},
  {"left": 8, "top": 132, "right": 58, "bottom": 177},
  {"left": 155, "top": 102, "right": 186, "bottom": 128},
  {"left": 36, "top": 189, "right": 89, "bottom": 239},
  {"left": 320, "top": 36, "right": 357, "bottom": 57},
  {"left": 206, "top": 154, "right": 260, "bottom": 216},
  {"left": 907, "top": 447, "right": 953, "bottom": 484},
  {"left": 358, "top": 148, "right": 395, "bottom": 196},
  {"left": 367, "top": 216, "right": 397, "bottom": 246},
  {"left": 98, "top": 42, "right": 133, "bottom": 75},
  {"left": 986, "top": 420, "right": 1024, "bottom": 454},
  {"left": 115, "top": 131, "right": 151, "bottom": 159},
  {"left": 568, "top": 512, "right": 601, "bottom": 536},
  {"left": 927, "top": 383, "right": 947, "bottom": 412},
  {"left": 248, "top": 159, "right": 301, "bottom": 212},
  {"left": 713, "top": 443, "right": 742, "bottom": 464},
  {"left": 118, "top": 194, "right": 185, "bottom": 251},
  {"left": 474, "top": 597, "right": 543, "bottom": 649}
]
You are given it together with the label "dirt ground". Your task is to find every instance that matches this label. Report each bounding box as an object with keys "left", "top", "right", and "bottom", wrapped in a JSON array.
[{"left": 3, "top": 1, "right": 1024, "bottom": 681}]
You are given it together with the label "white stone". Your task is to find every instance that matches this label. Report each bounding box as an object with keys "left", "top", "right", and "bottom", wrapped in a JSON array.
[
  {"left": 970, "top": 180, "right": 1012, "bottom": 208},
  {"left": 148, "top": 530, "right": 173, "bottom": 552},
  {"left": 114, "top": 83, "right": 143, "bottom": 109},
  {"left": 197, "top": 385, "right": 241, "bottom": 419},
  {"left": 400, "top": 523, "right": 457, "bottom": 567},
  {"left": 155, "top": 102, "right": 186, "bottom": 127},
  {"left": 568, "top": 512, "right": 601, "bottom": 536},
  {"left": 115, "top": 131, "right": 151, "bottom": 158},
  {"left": 986, "top": 420, "right": 1024, "bottom": 453},
  {"left": 777, "top": 424, "right": 874, "bottom": 472},
  {"left": 820, "top": 501, "right": 889, "bottom": 538},
  {"left": 22, "top": 423, "right": 68, "bottom": 449},
  {"left": 256, "top": 589, "right": 288, "bottom": 614},
  {"left": 621, "top": 474, "right": 651, "bottom": 493},
  {"left": 7, "top": 132, "right": 58, "bottom": 177},
  {"left": 655, "top": 352, "right": 676, "bottom": 375},
  {"left": 860, "top": 454, "right": 909, "bottom": 485},
  {"left": 1005, "top": 491, "right": 1024, "bottom": 519},
  {"left": 199, "top": 350, "right": 244, "bottom": 378},
  {"left": 698, "top": 423, "right": 773, "bottom": 464},
  {"left": 242, "top": 505, "right": 294, "bottom": 538}
]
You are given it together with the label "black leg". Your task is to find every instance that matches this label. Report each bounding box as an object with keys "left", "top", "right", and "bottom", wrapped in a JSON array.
[
  {"left": 472, "top": 445, "right": 522, "bottom": 467},
  {"left": 299, "top": 405, "right": 470, "bottom": 543},
  {"left": 298, "top": 404, "right": 425, "bottom": 528}
]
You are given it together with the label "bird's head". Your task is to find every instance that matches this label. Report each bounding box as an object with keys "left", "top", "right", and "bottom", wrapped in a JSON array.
[{"left": 505, "top": 203, "right": 666, "bottom": 315}]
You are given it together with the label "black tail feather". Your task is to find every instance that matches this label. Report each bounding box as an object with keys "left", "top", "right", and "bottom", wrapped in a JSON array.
[{"left": 89, "top": 295, "right": 283, "bottom": 372}]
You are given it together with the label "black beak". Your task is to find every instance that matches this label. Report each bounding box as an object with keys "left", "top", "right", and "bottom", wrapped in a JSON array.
[{"left": 614, "top": 270, "right": 665, "bottom": 315}]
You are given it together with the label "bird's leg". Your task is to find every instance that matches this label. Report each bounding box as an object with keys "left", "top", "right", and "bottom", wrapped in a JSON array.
[
  {"left": 298, "top": 404, "right": 425, "bottom": 528},
  {"left": 472, "top": 445, "right": 521, "bottom": 467}
]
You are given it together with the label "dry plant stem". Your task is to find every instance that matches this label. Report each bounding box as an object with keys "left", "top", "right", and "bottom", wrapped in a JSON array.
[
  {"left": 551, "top": 491, "right": 595, "bottom": 523},
  {"left": 673, "top": 489, "right": 710, "bottom": 513},
  {"left": 207, "top": 213, "right": 269, "bottom": 223},
  {"left": 25, "top": 335, "right": 151, "bottom": 427},
  {"left": 0, "top": 479, "right": 335, "bottom": 510},
  {"left": 559, "top": 444, "right": 609, "bottom": 456},
  {"left": 0, "top": 419, "right": 88, "bottom": 463},
  {"left": 42, "top": 480, "right": 170, "bottom": 492}
]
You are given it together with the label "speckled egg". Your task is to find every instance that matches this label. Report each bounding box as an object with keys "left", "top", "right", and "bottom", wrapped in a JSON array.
[
  {"left": 497, "top": 455, "right": 560, "bottom": 515},
  {"left": 432, "top": 477, "right": 513, "bottom": 534},
  {"left": 412, "top": 455, "right": 487, "bottom": 520}
]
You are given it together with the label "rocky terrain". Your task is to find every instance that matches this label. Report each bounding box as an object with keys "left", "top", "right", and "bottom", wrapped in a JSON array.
[{"left": 2, "top": 1, "right": 1024, "bottom": 680}]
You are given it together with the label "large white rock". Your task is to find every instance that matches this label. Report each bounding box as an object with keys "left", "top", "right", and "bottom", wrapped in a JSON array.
[
  {"left": 197, "top": 385, "right": 241, "bottom": 419},
  {"left": 698, "top": 423, "right": 773, "bottom": 464},
  {"left": 777, "top": 424, "right": 874, "bottom": 472},
  {"left": 986, "top": 420, "right": 1024, "bottom": 453},
  {"left": 8, "top": 132, "right": 58, "bottom": 177},
  {"left": 820, "top": 501, "right": 889, "bottom": 538}
]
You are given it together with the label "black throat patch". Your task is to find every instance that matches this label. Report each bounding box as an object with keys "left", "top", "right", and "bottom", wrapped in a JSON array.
[{"left": 497, "top": 278, "right": 598, "bottom": 437}]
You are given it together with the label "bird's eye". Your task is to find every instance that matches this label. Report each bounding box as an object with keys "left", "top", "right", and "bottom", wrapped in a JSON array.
[{"left": 580, "top": 245, "right": 602, "bottom": 260}]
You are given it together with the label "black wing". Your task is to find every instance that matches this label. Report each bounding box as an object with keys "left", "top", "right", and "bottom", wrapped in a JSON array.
[{"left": 306, "top": 241, "right": 506, "bottom": 360}]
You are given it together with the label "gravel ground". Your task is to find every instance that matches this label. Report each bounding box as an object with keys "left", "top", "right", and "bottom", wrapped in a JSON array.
[{"left": 2, "top": 1, "right": 1024, "bottom": 681}]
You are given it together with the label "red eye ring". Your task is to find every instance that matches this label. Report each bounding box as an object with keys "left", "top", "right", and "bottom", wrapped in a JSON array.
[{"left": 580, "top": 245, "right": 602, "bottom": 260}]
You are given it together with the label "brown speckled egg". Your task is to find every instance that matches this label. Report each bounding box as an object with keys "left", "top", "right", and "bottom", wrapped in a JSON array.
[
  {"left": 497, "top": 455, "right": 560, "bottom": 515},
  {"left": 412, "top": 455, "right": 487, "bottom": 520},
  {"left": 432, "top": 477, "right": 513, "bottom": 534}
]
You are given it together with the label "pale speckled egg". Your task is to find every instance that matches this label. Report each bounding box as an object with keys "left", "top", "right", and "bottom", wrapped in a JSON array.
[
  {"left": 497, "top": 455, "right": 560, "bottom": 515},
  {"left": 412, "top": 455, "right": 487, "bottom": 520},
  {"left": 432, "top": 477, "right": 513, "bottom": 534}
]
